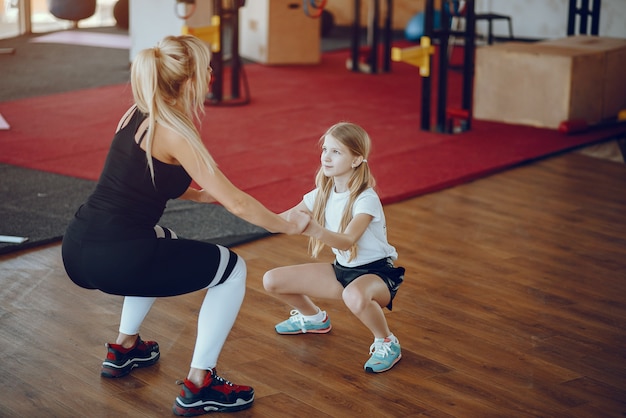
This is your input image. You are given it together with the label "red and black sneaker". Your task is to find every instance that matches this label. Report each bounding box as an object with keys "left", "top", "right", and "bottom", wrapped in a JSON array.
[
  {"left": 172, "top": 368, "right": 254, "bottom": 416},
  {"left": 100, "top": 336, "right": 160, "bottom": 378}
]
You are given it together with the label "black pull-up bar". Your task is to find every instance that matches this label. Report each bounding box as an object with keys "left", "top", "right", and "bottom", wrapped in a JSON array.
[
  {"left": 422, "top": 0, "right": 476, "bottom": 133},
  {"left": 567, "top": 0, "right": 601, "bottom": 36}
]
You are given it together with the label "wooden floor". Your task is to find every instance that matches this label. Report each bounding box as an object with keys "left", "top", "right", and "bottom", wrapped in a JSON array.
[{"left": 1, "top": 152, "right": 625, "bottom": 417}]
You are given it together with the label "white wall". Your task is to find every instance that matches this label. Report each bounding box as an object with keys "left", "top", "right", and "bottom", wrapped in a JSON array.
[
  {"left": 128, "top": 0, "right": 626, "bottom": 61},
  {"left": 129, "top": 0, "right": 213, "bottom": 60},
  {"left": 477, "top": 0, "right": 626, "bottom": 40}
]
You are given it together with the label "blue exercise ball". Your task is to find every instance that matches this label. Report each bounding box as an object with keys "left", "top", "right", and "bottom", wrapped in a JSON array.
[{"left": 405, "top": 11, "right": 442, "bottom": 42}]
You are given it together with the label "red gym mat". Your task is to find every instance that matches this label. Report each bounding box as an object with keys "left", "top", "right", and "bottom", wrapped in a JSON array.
[{"left": 1, "top": 49, "right": 623, "bottom": 212}]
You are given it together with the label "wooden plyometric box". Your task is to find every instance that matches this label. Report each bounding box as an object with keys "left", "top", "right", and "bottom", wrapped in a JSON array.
[
  {"left": 474, "top": 37, "right": 626, "bottom": 129},
  {"left": 239, "top": 0, "right": 320, "bottom": 65},
  {"left": 539, "top": 36, "right": 626, "bottom": 121}
]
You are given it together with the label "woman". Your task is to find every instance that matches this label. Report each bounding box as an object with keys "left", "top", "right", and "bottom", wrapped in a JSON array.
[{"left": 62, "top": 35, "right": 309, "bottom": 416}]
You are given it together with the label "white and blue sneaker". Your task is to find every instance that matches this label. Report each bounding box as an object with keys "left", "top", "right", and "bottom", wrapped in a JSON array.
[
  {"left": 275, "top": 309, "right": 332, "bottom": 335},
  {"left": 364, "top": 338, "right": 401, "bottom": 373}
]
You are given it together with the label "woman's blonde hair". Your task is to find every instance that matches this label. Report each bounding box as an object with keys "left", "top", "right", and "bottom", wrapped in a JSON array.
[
  {"left": 309, "top": 122, "right": 376, "bottom": 261},
  {"left": 131, "top": 35, "right": 216, "bottom": 182}
]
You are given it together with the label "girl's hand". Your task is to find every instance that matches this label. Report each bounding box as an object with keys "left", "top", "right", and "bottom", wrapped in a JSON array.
[
  {"left": 286, "top": 209, "right": 311, "bottom": 235},
  {"left": 301, "top": 216, "right": 323, "bottom": 238}
]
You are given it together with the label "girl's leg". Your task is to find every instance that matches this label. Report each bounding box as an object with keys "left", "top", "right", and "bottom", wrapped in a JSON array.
[
  {"left": 263, "top": 263, "right": 343, "bottom": 315},
  {"left": 342, "top": 274, "right": 392, "bottom": 339},
  {"left": 344, "top": 275, "right": 401, "bottom": 373}
]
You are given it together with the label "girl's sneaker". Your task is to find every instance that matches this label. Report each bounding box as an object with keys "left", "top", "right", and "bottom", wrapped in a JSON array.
[
  {"left": 172, "top": 368, "right": 254, "bottom": 416},
  {"left": 100, "top": 336, "right": 160, "bottom": 378},
  {"left": 274, "top": 309, "right": 332, "bottom": 334},
  {"left": 364, "top": 338, "right": 402, "bottom": 373}
]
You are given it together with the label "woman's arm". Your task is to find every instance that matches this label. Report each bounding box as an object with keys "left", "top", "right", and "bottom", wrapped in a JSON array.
[
  {"left": 165, "top": 132, "right": 309, "bottom": 235},
  {"left": 178, "top": 187, "right": 216, "bottom": 204},
  {"left": 278, "top": 201, "right": 310, "bottom": 220}
]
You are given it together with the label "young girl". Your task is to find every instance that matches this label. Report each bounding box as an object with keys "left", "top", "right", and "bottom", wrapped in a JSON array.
[
  {"left": 263, "top": 122, "right": 405, "bottom": 373},
  {"left": 61, "top": 35, "right": 309, "bottom": 416}
]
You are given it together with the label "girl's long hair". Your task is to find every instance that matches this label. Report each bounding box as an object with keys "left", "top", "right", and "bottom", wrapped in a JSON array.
[
  {"left": 309, "top": 122, "right": 375, "bottom": 261},
  {"left": 131, "top": 35, "right": 216, "bottom": 182}
]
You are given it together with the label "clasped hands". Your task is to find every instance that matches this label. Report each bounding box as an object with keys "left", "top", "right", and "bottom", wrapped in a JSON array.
[{"left": 285, "top": 209, "right": 321, "bottom": 238}]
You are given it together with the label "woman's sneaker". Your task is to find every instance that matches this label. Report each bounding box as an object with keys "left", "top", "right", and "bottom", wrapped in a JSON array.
[
  {"left": 364, "top": 338, "right": 402, "bottom": 373},
  {"left": 274, "top": 309, "right": 332, "bottom": 334},
  {"left": 100, "top": 336, "right": 160, "bottom": 378},
  {"left": 172, "top": 368, "right": 254, "bottom": 416}
]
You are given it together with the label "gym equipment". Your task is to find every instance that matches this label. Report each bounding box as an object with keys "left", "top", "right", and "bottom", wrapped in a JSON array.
[
  {"left": 473, "top": 12, "right": 513, "bottom": 45},
  {"left": 239, "top": 1, "right": 320, "bottom": 65},
  {"left": 48, "top": 0, "right": 96, "bottom": 27},
  {"left": 302, "top": 0, "right": 327, "bottom": 18},
  {"left": 349, "top": 0, "right": 393, "bottom": 74},
  {"left": 320, "top": 9, "right": 335, "bottom": 37},
  {"left": 113, "top": 0, "right": 129, "bottom": 30},
  {"left": 404, "top": 11, "right": 442, "bottom": 42},
  {"left": 182, "top": 16, "right": 220, "bottom": 54},
  {"left": 183, "top": 0, "right": 249, "bottom": 106},
  {"left": 558, "top": 109, "right": 626, "bottom": 135},
  {"left": 452, "top": 1, "right": 513, "bottom": 45},
  {"left": 394, "top": 0, "right": 476, "bottom": 133},
  {"left": 567, "top": 0, "right": 601, "bottom": 36},
  {"left": 391, "top": 36, "right": 435, "bottom": 77}
]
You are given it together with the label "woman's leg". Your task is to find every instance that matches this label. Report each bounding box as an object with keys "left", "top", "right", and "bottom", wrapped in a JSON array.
[
  {"left": 116, "top": 296, "right": 157, "bottom": 347},
  {"left": 167, "top": 245, "right": 254, "bottom": 416},
  {"left": 173, "top": 247, "right": 255, "bottom": 416},
  {"left": 101, "top": 296, "right": 160, "bottom": 378},
  {"left": 187, "top": 247, "right": 247, "bottom": 386}
]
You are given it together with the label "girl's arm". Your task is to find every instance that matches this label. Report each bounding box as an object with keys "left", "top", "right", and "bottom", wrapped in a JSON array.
[
  {"left": 304, "top": 212, "right": 373, "bottom": 251},
  {"left": 166, "top": 133, "right": 309, "bottom": 235}
]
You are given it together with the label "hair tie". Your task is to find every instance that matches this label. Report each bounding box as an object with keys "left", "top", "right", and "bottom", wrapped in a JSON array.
[{"left": 362, "top": 159, "right": 367, "bottom": 163}]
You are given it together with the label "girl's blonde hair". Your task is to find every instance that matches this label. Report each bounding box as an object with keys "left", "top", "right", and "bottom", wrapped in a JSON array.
[
  {"left": 131, "top": 35, "right": 216, "bottom": 182},
  {"left": 309, "top": 122, "right": 376, "bottom": 261}
]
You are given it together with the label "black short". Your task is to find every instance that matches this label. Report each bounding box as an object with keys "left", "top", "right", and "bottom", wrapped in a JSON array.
[
  {"left": 332, "top": 258, "right": 405, "bottom": 310},
  {"left": 62, "top": 224, "right": 237, "bottom": 297}
]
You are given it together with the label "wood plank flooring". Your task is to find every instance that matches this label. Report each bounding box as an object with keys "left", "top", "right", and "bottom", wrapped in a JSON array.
[{"left": 1, "top": 152, "right": 625, "bottom": 417}]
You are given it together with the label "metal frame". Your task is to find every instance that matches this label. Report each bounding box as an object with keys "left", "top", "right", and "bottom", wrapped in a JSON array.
[{"left": 421, "top": 0, "right": 475, "bottom": 133}]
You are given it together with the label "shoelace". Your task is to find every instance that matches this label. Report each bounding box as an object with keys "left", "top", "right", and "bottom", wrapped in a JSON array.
[
  {"left": 288, "top": 309, "right": 309, "bottom": 332},
  {"left": 174, "top": 371, "right": 236, "bottom": 388},
  {"left": 213, "top": 374, "right": 235, "bottom": 387},
  {"left": 369, "top": 340, "right": 393, "bottom": 358}
]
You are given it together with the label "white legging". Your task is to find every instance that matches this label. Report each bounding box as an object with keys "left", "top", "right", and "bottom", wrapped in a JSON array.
[{"left": 118, "top": 245, "right": 247, "bottom": 370}]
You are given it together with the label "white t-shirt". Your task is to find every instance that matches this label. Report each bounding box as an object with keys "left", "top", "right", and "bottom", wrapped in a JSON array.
[{"left": 303, "top": 187, "right": 398, "bottom": 267}]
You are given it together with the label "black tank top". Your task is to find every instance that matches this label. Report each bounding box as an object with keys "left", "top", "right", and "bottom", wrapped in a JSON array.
[{"left": 66, "top": 108, "right": 192, "bottom": 241}]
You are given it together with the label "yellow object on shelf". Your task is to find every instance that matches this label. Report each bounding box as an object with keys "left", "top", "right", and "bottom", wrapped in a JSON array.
[
  {"left": 182, "top": 15, "right": 221, "bottom": 53},
  {"left": 391, "top": 36, "right": 435, "bottom": 77}
]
